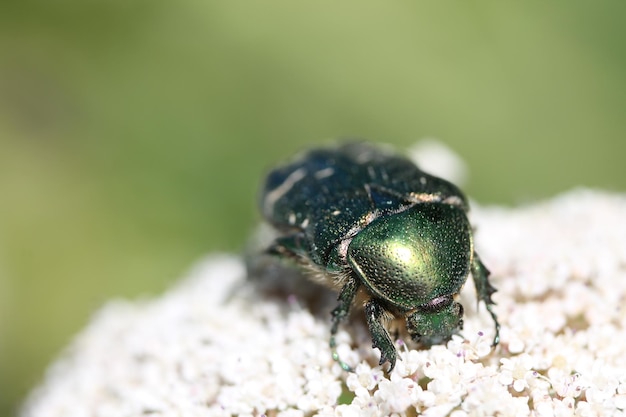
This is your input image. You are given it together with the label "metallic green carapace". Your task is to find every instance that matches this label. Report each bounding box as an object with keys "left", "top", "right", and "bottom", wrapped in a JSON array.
[{"left": 260, "top": 142, "right": 499, "bottom": 371}]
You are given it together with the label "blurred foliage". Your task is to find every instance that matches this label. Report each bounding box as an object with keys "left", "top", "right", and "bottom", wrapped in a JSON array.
[{"left": 1, "top": 1, "right": 625, "bottom": 414}]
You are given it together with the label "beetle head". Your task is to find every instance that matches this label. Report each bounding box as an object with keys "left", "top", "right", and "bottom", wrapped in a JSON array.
[{"left": 406, "top": 295, "right": 463, "bottom": 345}]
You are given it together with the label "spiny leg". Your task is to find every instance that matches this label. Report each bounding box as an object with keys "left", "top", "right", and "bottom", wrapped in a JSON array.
[
  {"left": 365, "top": 299, "right": 397, "bottom": 371},
  {"left": 330, "top": 278, "right": 358, "bottom": 372},
  {"left": 266, "top": 232, "right": 309, "bottom": 260},
  {"left": 267, "top": 233, "right": 358, "bottom": 370},
  {"left": 471, "top": 253, "right": 500, "bottom": 346}
]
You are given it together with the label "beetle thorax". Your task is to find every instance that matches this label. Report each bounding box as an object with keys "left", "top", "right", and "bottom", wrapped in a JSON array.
[{"left": 346, "top": 203, "right": 472, "bottom": 310}]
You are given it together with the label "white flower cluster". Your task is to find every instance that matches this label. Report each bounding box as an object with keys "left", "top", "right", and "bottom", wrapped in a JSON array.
[{"left": 20, "top": 145, "right": 626, "bottom": 417}]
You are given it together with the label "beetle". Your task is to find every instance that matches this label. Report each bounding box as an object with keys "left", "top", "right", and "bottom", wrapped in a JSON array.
[{"left": 259, "top": 142, "right": 499, "bottom": 371}]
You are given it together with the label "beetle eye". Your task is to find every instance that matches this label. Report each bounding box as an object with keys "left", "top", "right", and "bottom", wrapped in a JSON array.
[{"left": 418, "top": 295, "right": 453, "bottom": 312}]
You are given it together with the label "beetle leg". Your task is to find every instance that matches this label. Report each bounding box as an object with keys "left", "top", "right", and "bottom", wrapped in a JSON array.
[
  {"left": 471, "top": 253, "right": 500, "bottom": 346},
  {"left": 266, "top": 232, "right": 310, "bottom": 262},
  {"left": 330, "top": 278, "right": 358, "bottom": 371},
  {"left": 365, "top": 299, "right": 397, "bottom": 371}
]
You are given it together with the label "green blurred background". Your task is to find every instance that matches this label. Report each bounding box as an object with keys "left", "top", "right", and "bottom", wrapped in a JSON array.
[{"left": 1, "top": 1, "right": 625, "bottom": 414}]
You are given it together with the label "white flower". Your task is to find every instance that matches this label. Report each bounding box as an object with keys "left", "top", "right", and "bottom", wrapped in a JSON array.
[
  {"left": 546, "top": 368, "right": 585, "bottom": 400},
  {"left": 498, "top": 353, "right": 535, "bottom": 392},
  {"left": 374, "top": 373, "right": 421, "bottom": 414},
  {"left": 19, "top": 189, "right": 626, "bottom": 417},
  {"left": 346, "top": 363, "right": 383, "bottom": 392},
  {"left": 462, "top": 378, "right": 530, "bottom": 417},
  {"left": 278, "top": 409, "right": 305, "bottom": 417},
  {"left": 533, "top": 396, "right": 576, "bottom": 417}
]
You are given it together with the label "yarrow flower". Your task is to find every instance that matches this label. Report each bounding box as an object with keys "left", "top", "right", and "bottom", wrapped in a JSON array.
[
  {"left": 498, "top": 353, "right": 536, "bottom": 393},
  {"left": 18, "top": 142, "right": 626, "bottom": 417}
]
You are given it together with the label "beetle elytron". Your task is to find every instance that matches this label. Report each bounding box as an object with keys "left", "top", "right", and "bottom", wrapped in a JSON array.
[{"left": 259, "top": 142, "right": 499, "bottom": 370}]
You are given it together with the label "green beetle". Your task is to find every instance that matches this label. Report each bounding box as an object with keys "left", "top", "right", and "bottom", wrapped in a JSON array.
[{"left": 260, "top": 142, "right": 499, "bottom": 371}]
